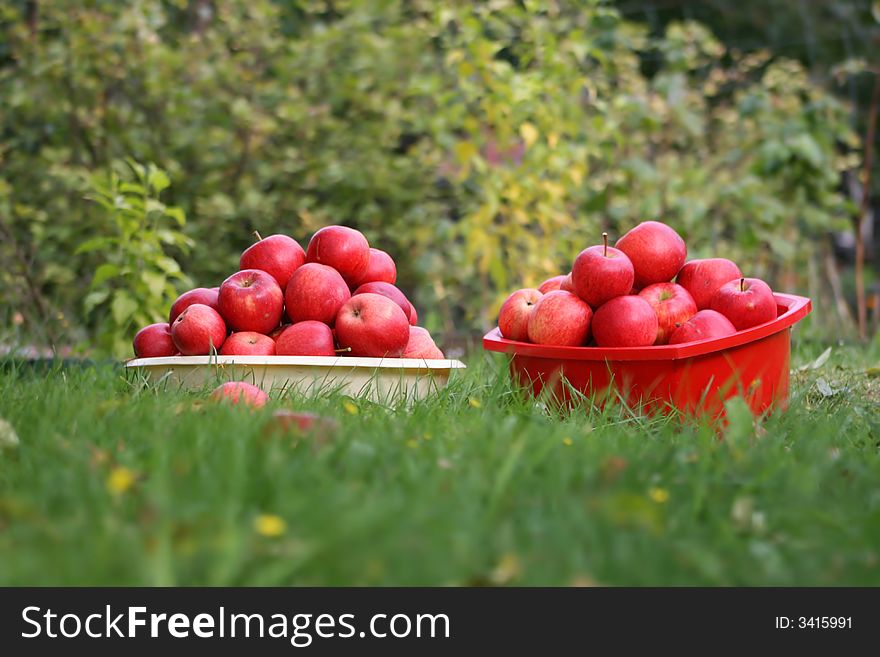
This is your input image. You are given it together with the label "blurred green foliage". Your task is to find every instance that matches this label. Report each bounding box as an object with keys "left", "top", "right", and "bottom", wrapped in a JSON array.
[{"left": 0, "top": 0, "right": 861, "bottom": 354}]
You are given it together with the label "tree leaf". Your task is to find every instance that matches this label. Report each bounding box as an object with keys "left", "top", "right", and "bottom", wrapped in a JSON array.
[
  {"left": 111, "top": 292, "right": 138, "bottom": 325},
  {"left": 91, "top": 263, "right": 120, "bottom": 287}
]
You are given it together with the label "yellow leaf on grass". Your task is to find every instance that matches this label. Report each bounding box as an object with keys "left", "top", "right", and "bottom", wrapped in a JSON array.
[{"left": 254, "top": 514, "right": 287, "bottom": 538}]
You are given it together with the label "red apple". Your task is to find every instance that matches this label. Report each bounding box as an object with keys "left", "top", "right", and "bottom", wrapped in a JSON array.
[
  {"left": 169, "top": 287, "right": 220, "bottom": 324},
  {"left": 667, "top": 309, "right": 737, "bottom": 345},
  {"left": 409, "top": 305, "right": 418, "bottom": 326},
  {"left": 560, "top": 273, "right": 575, "bottom": 293},
  {"left": 350, "top": 248, "right": 397, "bottom": 286},
  {"left": 676, "top": 258, "right": 743, "bottom": 310},
  {"left": 615, "top": 221, "right": 687, "bottom": 289},
  {"left": 218, "top": 269, "right": 284, "bottom": 334},
  {"left": 239, "top": 233, "right": 305, "bottom": 290},
  {"left": 220, "top": 331, "right": 276, "bottom": 356},
  {"left": 171, "top": 303, "right": 227, "bottom": 355},
  {"left": 403, "top": 326, "right": 444, "bottom": 359},
  {"left": 352, "top": 281, "right": 412, "bottom": 318},
  {"left": 264, "top": 409, "right": 340, "bottom": 435},
  {"left": 335, "top": 293, "right": 411, "bottom": 357},
  {"left": 526, "top": 290, "right": 592, "bottom": 346},
  {"left": 275, "top": 321, "right": 337, "bottom": 356},
  {"left": 305, "top": 225, "right": 370, "bottom": 285},
  {"left": 638, "top": 282, "right": 697, "bottom": 345},
  {"left": 268, "top": 324, "right": 290, "bottom": 341},
  {"left": 709, "top": 277, "right": 777, "bottom": 330},
  {"left": 133, "top": 323, "right": 176, "bottom": 358},
  {"left": 210, "top": 381, "right": 269, "bottom": 408},
  {"left": 538, "top": 275, "right": 567, "bottom": 294},
  {"left": 498, "top": 288, "right": 542, "bottom": 342},
  {"left": 572, "top": 233, "right": 635, "bottom": 308},
  {"left": 285, "top": 263, "right": 351, "bottom": 325},
  {"left": 591, "top": 295, "right": 658, "bottom": 348}
]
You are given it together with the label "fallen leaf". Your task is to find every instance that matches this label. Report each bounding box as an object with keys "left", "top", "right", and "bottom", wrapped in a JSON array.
[{"left": 0, "top": 418, "right": 20, "bottom": 450}]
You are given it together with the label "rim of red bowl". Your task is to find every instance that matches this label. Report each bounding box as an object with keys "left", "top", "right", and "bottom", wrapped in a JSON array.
[{"left": 483, "top": 293, "right": 812, "bottom": 362}]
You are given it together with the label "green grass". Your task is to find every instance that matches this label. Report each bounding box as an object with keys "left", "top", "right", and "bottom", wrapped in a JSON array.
[{"left": 1, "top": 338, "right": 879, "bottom": 586}]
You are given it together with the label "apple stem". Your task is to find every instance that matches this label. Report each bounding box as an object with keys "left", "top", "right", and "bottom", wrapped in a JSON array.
[
  {"left": 334, "top": 347, "right": 351, "bottom": 353},
  {"left": 740, "top": 277, "right": 745, "bottom": 292},
  {"left": 253, "top": 230, "right": 263, "bottom": 242},
  {"left": 602, "top": 232, "right": 608, "bottom": 257}
]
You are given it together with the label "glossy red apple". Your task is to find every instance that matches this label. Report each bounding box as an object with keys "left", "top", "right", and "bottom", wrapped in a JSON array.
[
  {"left": 305, "top": 225, "right": 370, "bottom": 285},
  {"left": 335, "top": 293, "right": 410, "bottom": 357},
  {"left": 218, "top": 269, "right": 284, "bottom": 334},
  {"left": 169, "top": 287, "right": 220, "bottom": 324},
  {"left": 591, "top": 295, "right": 658, "bottom": 348},
  {"left": 403, "top": 326, "right": 444, "bottom": 359},
  {"left": 538, "top": 275, "right": 568, "bottom": 294},
  {"left": 526, "top": 290, "right": 592, "bottom": 346},
  {"left": 709, "top": 277, "right": 777, "bottom": 330},
  {"left": 638, "top": 282, "right": 697, "bottom": 345},
  {"left": 615, "top": 221, "right": 687, "bottom": 289},
  {"left": 350, "top": 248, "right": 397, "bottom": 286},
  {"left": 275, "top": 321, "right": 337, "bottom": 356},
  {"left": 239, "top": 233, "right": 305, "bottom": 290},
  {"left": 498, "top": 288, "right": 542, "bottom": 342},
  {"left": 560, "top": 273, "right": 575, "bottom": 293},
  {"left": 676, "top": 258, "right": 743, "bottom": 310},
  {"left": 285, "top": 263, "right": 351, "bottom": 325},
  {"left": 268, "top": 324, "right": 290, "bottom": 341},
  {"left": 171, "top": 303, "right": 227, "bottom": 355},
  {"left": 220, "top": 331, "right": 276, "bottom": 356},
  {"left": 667, "top": 309, "right": 737, "bottom": 345},
  {"left": 572, "top": 233, "right": 635, "bottom": 308},
  {"left": 210, "top": 381, "right": 269, "bottom": 408},
  {"left": 409, "top": 305, "right": 418, "bottom": 326},
  {"left": 133, "top": 323, "right": 176, "bottom": 358},
  {"left": 351, "top": 281, "right": 412, "bottom": 318}
]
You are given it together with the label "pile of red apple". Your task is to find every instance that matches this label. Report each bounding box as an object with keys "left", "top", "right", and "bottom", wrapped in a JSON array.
[
  {"left": 498, "top": 221, "right": 778, "bottom": 348},
  {"left": 132, "top": 226, "right": 445, "bottom": 360}
]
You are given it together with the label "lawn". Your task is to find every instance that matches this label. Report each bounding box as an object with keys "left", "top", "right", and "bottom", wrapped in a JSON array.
[{"left": 1, "top": 335, "right": 879, "bottom": 586}]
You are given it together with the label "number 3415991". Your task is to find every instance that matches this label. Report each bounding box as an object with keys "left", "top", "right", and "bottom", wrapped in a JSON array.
[{"left": 775, "top": 617, "right": 852, "bottom": 629}]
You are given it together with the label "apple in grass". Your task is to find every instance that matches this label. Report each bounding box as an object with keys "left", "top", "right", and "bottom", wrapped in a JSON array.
[
  {"left": 169, "top": 287, "right": 220, "bottom": 324},
  {"left": 285, "top": 263, "right": 351, "bottom": 325},
  {"left": 350, "top": 248, "right": 397, "bottom": 286},
  {"left": 133, "top": 323, "right": 176, "bottom": 358},
  {"left": 572, "top": 232, "right": 635, "bottom": 308},
  {"left": 709, "top": 277, "right": 777, "bottom": 330},
  {"left": 527, "top": 291, "right": 592, "bottom": 346},
  {"left": 220, "top": 331, "right": 276, "bottom": 356},
  {"left": 615, "top": 220, "right": 687, "bottom": 289},
  {"left": 591, "top": 295, "right": 658, "bottom": 348},
  {"left": 239, "top": 232, "right": 305, "bottom": 290},
  {"left": 403, "top": 326, "right": 445, "bottom": 359},
  {"left": 218, "top": 269, "right": 284, "bottom": 334},
  {"left": 335, "top": 293, "right": 411, "bottom": 357},
  {"left": 305, "top": 225, "right": 370, "bottom": 285},
  {"left": 498, "top": 288, "right": 542, "bottom": 342},
  {"left": 638, "top": 282, "right": 697, "bottom": 344},
  {"left": 275, "top": 321, "right": 337, "bottom": 357},
  {"left": 676, "top": 258, "right": 743, "bottom": 310},
  {"left": 538, "top": 275, "right": 568, "bottom": 294},
  {"left": 211, "top": 381, "right": 269, "bottom": 409},
  {"left": 668, "top": 310, "right": 736, "bottom": 345},
  {"left": 171, "top": 303, "right": 227, "bottom": 355},
  {"left": 352, "top": 281, "right": 412, "bottom": 318}
]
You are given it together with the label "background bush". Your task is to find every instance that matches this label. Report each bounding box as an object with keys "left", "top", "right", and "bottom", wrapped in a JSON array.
[{"left": 0, "top": 0, "right": 861, "bottom": 355}]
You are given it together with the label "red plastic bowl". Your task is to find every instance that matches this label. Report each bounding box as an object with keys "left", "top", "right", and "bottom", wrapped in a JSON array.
[{"left": 483, "top": 293, "right": 812, "bottom": 417}]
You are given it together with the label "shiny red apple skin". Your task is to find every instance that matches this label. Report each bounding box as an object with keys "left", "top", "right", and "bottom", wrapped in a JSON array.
[
  {"left": 615, "top": 221, "right": 687, "bottom": 289},
  {"left": 305, "top": 225, "right": 370, "bottom": 285},
  {"left": 350, "top": 248, "right": 397, "bottom": 286},
  {"left": 572, "top": 244, "right": 635, "bottom": 308},
  {"left": 526, "top": 290, "right": 593, "bottom": 347},
  {"left": 498, "top": 288, "right": 543, "bottom": 342},
  {"left": 591, "top": 295, "right": 659, "bottom": 348},
  {"left": 169, "top": 287, "right": 220, "bottom": 324},
  {"left": 638, "top": 282, "right": 698, "bottom": 345},
  {"left": 667, "top": 309, "right": 737, "bottom": 345},
  {"left": 133, "top": 323, "right": 176, "bottom": 358},
  {"left": 709, "top": 278, "right": 777, "bottom": 330},
  {"left": 560, "top": 273, "right": 575, "bottom": 293},
  {"left": 239, "top": 234, "right": 305, "bottom": 290},
  {"left": 218, "top": 269, "right": 284, "bottom": 334},
  {"left": 335, "top": 293, "right": 411, "bottom": 357},
  {"left": 409, "top": 305, "right": 418, "bottom": 326},
  {"left": 403, "top": 326, "right": 444, "bottom": 359},
  {"left": 676, "top": 258, "right": 743, "bottom": 310},
  {"left": 171, "top": 303, "right": 227, "bottom": 355},
  {"left": 210, "top": 381, "right": 269, "bottom": 408},
  {"left": 538, "top": 275, "right": 567, "bottom": 294},
  {"left": 285, "top": 263, "right": 351, "bottom": 326},
  {"left": 220, "top": 331, "right": 276, "bottom": 356},
  {"left": 351, "top": 281, "right": 412, "bottom": 318},
  {"left": 275, "top": 321, "right": 337, "bottom": 356}
]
